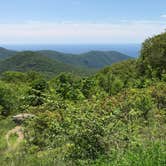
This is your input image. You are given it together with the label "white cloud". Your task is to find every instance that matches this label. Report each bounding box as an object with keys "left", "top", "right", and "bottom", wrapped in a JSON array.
[
  {"left": 161, "top": 14, "right": 166, "bottom": 18},
  {"left": 0, "top": 20, "right": 165, "bottom": 44}
]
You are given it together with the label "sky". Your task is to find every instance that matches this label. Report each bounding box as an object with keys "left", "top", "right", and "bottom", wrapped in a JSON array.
[{"left": 0, "top": 0, "right": 166, "bottom": 44}]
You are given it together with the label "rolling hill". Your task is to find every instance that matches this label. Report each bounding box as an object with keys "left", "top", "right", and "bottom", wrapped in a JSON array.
[
  {"left": 0, "top": 51, "right": 92, "bottom": 76},
  {"left": 0, "top": 47, "right": 17, "bottom": 59},
  {"left": 0, "top": 47, "right": 132, "bottom": 69},
  {"left": 38, "top": 50, "right": 131, "bottom": 69}
]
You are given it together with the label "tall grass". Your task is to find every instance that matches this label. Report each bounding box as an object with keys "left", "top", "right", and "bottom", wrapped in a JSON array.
[
  {"left": 91, "top": 141, "right": 166, "bottom": 166},
  {"left": 0, "top": 141, "right": 165, "bottom": 166},
  {"left": 0, "top": 118, "right": 15, "bottom": 152}
]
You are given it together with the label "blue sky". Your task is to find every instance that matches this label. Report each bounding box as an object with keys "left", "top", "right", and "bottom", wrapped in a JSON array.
[{"left": 0, "top": 0, "right": 166, "bottom": 44}]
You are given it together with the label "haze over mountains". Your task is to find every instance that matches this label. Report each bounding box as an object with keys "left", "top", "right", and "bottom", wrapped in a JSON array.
[
  {"left": 0, "top": 47, "right": 17, "bottom": 59},
  {"left": 1, "top": 44, "right": 141, "bottom": 57},
  {"left": 0, "top": 47, "right": 132, "bottom": 75}
]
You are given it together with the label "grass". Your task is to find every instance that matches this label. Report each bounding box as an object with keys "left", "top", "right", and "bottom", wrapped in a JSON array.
[
  {"left": 0, "top": 118, "right": 165, "bottom": 166},
  {"left": 0, "top": 117, "right": 16, "bottom": 152},
  {"left": 91, "top": 141, "right": 166, "bottom": 166},
  {"left": 8, "top": 133, "right": 18, "bottom": 146},
  {"left": 0, "top": 141, "right": 165, "bottom": 166}
]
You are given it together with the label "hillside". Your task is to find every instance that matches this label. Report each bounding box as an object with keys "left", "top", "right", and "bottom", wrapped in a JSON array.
[
  {"left": 38, "top": 50, "right": 131, "bottom": 69},
  {"left": 0, "top": 47, "right": 17, "bottom": 59},
  {"left": 0, "top": 47, "right": 131, "bottom": 69},
  {"left": 0, "top": 51, "right": 92, "bottom": 76},
  {"left": 0, "top": 32, "right": 166, "bottom": 166}
]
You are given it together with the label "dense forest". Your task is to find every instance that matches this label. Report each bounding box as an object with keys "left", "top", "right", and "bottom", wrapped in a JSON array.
[
  {"left": 0, "top": 32, "right": 166, "bottom": 166},
  {"left": 0, "top": 48, "right": 130, "bottom": 77}
]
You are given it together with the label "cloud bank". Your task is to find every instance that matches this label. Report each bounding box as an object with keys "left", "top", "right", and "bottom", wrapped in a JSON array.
[
  {"left": 0, "top": 20, "right": 165, "bottom": 44},
  {"left": 161, "top": 14, "right": 166, "bottom": 18}
]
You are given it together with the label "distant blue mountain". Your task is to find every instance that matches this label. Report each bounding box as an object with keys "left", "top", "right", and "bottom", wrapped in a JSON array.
[
  {"left": 38, "top": 50, "right": 131, "bottom": 69},
  {"left": 1, "top": 44, "right": 141, "bottom": 57},
  {"left": 0, "top": 47, "right": 131, "bottom": 73}
]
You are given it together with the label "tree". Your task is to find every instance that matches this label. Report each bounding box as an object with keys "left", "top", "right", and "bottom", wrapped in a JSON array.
[
  {"left": 26, "top": 79, "right": 48, "bottom": 106},
  {"left": 54, "top": 73, "right": 84, "bottom": 100},
  {"left": 0, "top": 83, "right": 14, "bottom": 116},
  {"left": 139, "top": 32, "right": 166, "bottom": 79},
  {"left": 1, "top": 71, "right": 27, "bottom": 83}
]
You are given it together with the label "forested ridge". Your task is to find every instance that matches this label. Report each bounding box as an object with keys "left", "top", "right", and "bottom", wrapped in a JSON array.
[
  {"left": 0, "top": 32, "right": 166, "bottom": 165},
  {"left": 0, "top": 51, "right": 93, "bottom": 77},
  {"left": 0, "top": 49, "right": 131, "bottom": 77}
]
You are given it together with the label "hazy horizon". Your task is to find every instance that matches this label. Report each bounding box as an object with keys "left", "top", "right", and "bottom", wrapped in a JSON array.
[
  {"left": 1, "top": 43, "right": 141, "bottom": 57},
  {"left": 0, "top": 0, "right": 166, "bottom": 44}
]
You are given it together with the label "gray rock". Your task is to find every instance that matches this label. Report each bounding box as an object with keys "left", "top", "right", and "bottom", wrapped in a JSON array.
[{"left": 12, "top": 113, "right": 35, "bottom": 124}]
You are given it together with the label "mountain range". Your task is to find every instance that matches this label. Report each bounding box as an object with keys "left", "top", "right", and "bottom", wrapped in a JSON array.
[
  {"left": 0, "top": 47, "right": 132, "bottom": 75},
  {"left": 0, "top": 47, "right": 17, "bottom": 59}
]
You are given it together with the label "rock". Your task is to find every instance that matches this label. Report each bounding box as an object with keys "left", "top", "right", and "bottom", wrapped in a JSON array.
[{"left": 12, "top": 113, "right": 35, "bottom": 124}]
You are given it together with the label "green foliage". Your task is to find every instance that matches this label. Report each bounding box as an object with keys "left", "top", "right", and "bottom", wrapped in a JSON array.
[
  {"left": 1, "top": 71, "right": 27, "bottom": 83},
  {"left": 151, "top": 82, "right": 166, "bottom": 110},
  {"left": 53, "top": 73, "right": 85, "bottom": 100},
  {"left": 0, "top": 118, "right": 16, "bottom": 152},
  {"left": 82, "top": 77, "right": 100, "bottom": 98},
  {"left": 0, "top": 82, "right": 15, "bottom": 116},
  {"left": 139, "top": 32, "right": 166, "bottom": 79},
  {"left": 26, "top": 71, "right": 44, "bottom": 82},
  {"left": 97, "top": 60, "right": 138, "bottom": 95},
  {"left": 26, "top": 79, "right": 48, "bottom": 106},
  {"left": 91, "top": 141, "right": 166, "bottom": 166},
  {"left": 0, "top": 32, "right": 166, "bottom": 165},
  {"left": 0, "top": 51, "right": 93, "bottom": 77},
  {"left": 117, "top": 89, "right": 154, "bottom": 120},
  {"left": 21, "top": 84, "right": 165, "bottom": 164},
  {"left": 31, "top": 79, "right": 48, "bottom": 92}
]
